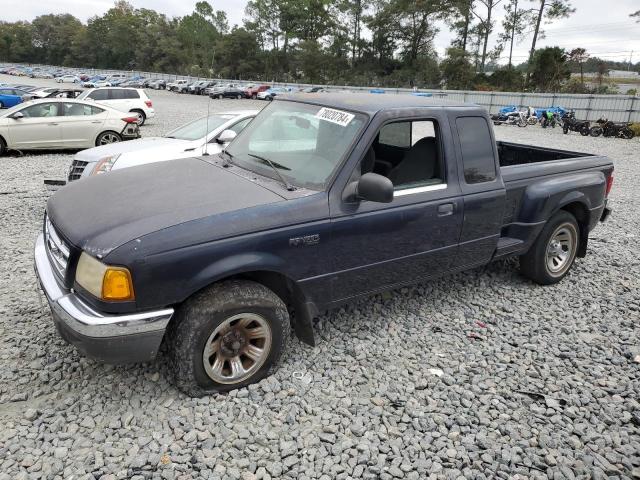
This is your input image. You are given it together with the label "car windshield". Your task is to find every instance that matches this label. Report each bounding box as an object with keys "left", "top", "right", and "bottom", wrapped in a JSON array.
[
  {"left": 164, "top": 114, "right": 236, "bottom": 141},
  {"left": 225, "top": 101, "right": 367, "bottom": 190}
]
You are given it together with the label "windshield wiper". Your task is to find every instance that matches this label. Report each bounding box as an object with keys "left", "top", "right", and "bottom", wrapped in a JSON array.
[
  {"left": 221, "top": 149, "right": 234, "bottom": 167},
  {"left": 247, "top": 153, "right": 295, "bottom": 191}
]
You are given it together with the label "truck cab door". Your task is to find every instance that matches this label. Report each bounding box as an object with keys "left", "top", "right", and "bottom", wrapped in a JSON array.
[
  {"left": 327, "top": 111, "right": 463, "bottom": 303},
  {"left": 448, "top": 113, "right": 506, "bottom": 269}
]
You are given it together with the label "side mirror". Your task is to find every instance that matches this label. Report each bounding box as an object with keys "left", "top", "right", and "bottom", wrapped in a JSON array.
[
  {"left": 10, "top": 111, "right": 24, "bottom": 119},
  {"left": 216, "top": 129, "right": 237, "bottom": 144},
  {"left": 343, "top": 172, "right": 394, "bottom": 203}
]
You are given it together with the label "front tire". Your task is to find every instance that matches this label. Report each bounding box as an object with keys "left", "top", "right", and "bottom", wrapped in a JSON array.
[
  {"left": 590, "top": 126, "right": 603, "bottom": 137},
  {"left": 519, "top": 210, "right": 579, "bottom": 285},
  {"left": 168, "top": 280, "right": 290, "bottom": 396},
  {"left": 95, "top": 131, "right": 122, "bottom": 146}
]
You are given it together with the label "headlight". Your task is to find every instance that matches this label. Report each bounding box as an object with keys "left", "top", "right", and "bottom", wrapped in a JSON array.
[
  {"left": 75, "top": 252, "right": 135, "bottom": 301},
  {"left": 93, "top": 154, "right": 120, "bottom": 175}
]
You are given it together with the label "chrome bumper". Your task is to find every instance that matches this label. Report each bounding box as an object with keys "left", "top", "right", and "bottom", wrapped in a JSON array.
[{"left": 34, "top": 233, "right": 174, "bottom": 363}]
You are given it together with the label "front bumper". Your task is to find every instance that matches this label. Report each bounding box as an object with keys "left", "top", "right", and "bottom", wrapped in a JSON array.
[{"left": 34, "top": 233, "right": 173, "bottom": 364}]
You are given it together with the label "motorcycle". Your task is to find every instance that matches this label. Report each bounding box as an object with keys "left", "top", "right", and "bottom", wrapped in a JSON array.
[
  {"left": 590, "top": 117, "right": 635, "bottom": 139},
  {"left": 491, "top": 110, "right": 528, "bottom": 127},
  {"left": 561, "top": 111, "right": 590, "bottom": 136}
]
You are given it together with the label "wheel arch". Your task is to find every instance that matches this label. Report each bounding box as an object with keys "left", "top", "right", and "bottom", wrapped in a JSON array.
[
  {"left": 558, "top": 200, "right": 590, "bottom": 257},
  {"left": 174, "top": 261, "right": 317, "bottom": 346}
]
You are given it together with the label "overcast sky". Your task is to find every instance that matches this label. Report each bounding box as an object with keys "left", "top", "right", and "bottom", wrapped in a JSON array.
[{"left": 5, "top": 0, "right": 640, "bottom": 66}]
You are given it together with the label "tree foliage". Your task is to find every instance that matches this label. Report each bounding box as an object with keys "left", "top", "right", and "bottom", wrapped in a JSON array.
[{"left": 1, "top": 0, "right": 635, "bottom": 94}]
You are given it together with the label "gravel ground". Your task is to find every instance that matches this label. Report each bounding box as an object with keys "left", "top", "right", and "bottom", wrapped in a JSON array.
[{"left": 0, "top": 74, "right": 639, "bottom": 480}]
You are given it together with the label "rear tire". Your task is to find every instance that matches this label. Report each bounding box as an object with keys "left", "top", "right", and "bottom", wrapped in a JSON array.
[
  {"left": 95, "top": 131, "right": 122, "bottom": 146},
  {"left": 519, "top": 210, "right": 579, "bottom": 285},
  {"left": 590, "top": 126, "right": 603, "bottom": 137},
  {"left": 237, "top": 94, "right": 243, "bottom": 99},
  {"left": 580, "top": 125, "right": 590, "bottom": 136},
  {"left": 168, "top": 280, "right": 290, "bottom": 396},
  {"left": 621, "top": 127, "right": 635, "bottom": 139},
  {"left": 0, "top": 136, "right": 6, "bottom": 156},
  {"left": 130, "top": 109, "right": 146, "bottom": 126}
]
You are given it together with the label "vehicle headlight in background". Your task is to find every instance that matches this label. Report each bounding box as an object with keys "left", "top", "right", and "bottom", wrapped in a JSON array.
[
  {"left": 75, "top": 252, "right": 135, "bottom": 301},
  {"left": 93, "top": 154, "right": 120, "bottom": 175}
]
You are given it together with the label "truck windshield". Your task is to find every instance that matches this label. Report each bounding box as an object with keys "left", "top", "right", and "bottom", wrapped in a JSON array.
[
  {"left": 164, "top": 115, "right": 235, "bottom": 141},
  {"left": 225, "top": 101, "right": 367, "bottom": 190}
]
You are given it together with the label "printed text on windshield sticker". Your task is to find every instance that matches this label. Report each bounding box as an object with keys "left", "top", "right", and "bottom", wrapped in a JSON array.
[{"left": 315, "top": 108, "right": 354, "bottom": 127}]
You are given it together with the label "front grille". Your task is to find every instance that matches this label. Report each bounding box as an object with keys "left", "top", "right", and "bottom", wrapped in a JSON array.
[
  {"left": 68, "top": 159, "right": 88, "bottom": 181},
  {"left": 45, "top": 216, "right": 70, "bottom": 278}
]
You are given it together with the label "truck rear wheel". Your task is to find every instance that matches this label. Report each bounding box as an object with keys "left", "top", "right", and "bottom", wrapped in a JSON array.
[
  {"left": 519, "top": 210, "right": 579, "bottom": 285},
  {"left": 168, "top": 280, "right": 290, "bottom": 396}
]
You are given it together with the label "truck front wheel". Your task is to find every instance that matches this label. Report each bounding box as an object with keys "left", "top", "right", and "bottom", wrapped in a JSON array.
[
  {"left": 168, "top": 280, "right": 290, "bottom": 396},
  {"left": 519, "top": 210, "right": 579, "bottom": 285}
]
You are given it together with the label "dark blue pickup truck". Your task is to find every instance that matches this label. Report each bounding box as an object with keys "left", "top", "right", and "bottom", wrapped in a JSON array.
[{"left": 35, "top": 94, "right": 613, "bottom": 395}]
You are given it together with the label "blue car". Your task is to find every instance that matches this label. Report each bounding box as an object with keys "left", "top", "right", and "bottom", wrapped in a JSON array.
[{"left": 0, "top": 88, "right": 25, "bottom": 108}]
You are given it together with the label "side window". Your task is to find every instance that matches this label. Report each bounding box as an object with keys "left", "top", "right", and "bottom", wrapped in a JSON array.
[
  {"left": 378, "top": 122, "right": 410, "bottom": 148},
  {"left": 63, "top": 103, "right": 104, "bottom": 116},
  {"left": 228, "top": 117, "right": 252, "bottom": 134},
  {"left": 456, "top": 117, "right": 496, "bottom": 184},
  {"left": 124, "top": 89, "right": 139, "bottom": 99},
  {"left": 110, "top": 90, "right": 125, "bottom": 100},
  {"left": 88, "top": 89, "right": 109, "bottom": 101},
  {"left": 20, "top": 103, "right": 60, "bottom": 118},
  {"left": 360, "top": 119, "right": 443, "bottom": 191}
]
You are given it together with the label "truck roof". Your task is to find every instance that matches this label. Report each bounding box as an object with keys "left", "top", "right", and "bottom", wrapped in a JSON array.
[{"left": 279, "top": 92, "right": 480, "bottom": 115}]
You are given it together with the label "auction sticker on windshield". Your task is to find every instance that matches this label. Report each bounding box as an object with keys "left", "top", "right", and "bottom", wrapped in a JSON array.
[{"left": 315, "top": 107, "right": 354, "bottom": 127}]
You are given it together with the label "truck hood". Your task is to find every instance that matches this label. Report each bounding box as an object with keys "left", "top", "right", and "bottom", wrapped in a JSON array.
[
  {"left": 47, "top": 157, "right": 286, "bottom": 257},
  {"left": 74, "top": 137, "right": 194, "bottom": 163}
]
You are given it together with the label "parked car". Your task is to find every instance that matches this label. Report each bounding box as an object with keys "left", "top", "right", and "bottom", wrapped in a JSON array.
[
  {"left": 302, "top": 86, "right": 326, "bottom": 93},
  {"left": 56, "top": 74, "right": 80, "bottom": 84},
  {"left": 245, "top": 84, "right": 270, "bottom": 99},
  {"left": 83, "top": 76, "right": 107, "bottom": 88},
  {"left": 77, "top": 87, "right": 155, "bottom": 126},
  {"left": 45, "top": 89, "right": 84, "bottom": 99},
  {"left": 257, "top": 86, "right": 292, "bottom": 100},
  {"left": 0, "top": 86, "right": 36, "bottom": 103},
  {"left": 167, "top": 79, "right": 189, "bottom": 92},
  {"left": 67, "top": 110, "right": 257, "bottom": 181},
  {"left": 209, "top": 83, "right": 245, "bottom": 99},
  {"left": 147, "top": 79, "right": 167, "bottom": 90},
  {"left": 0, "top": 98, "right": 139, "bottom": 154},
  {"left": 0, "top": 89, "right": 24, "bottom": 109},
  {"left": 189, "top": 81, "right": 216, "bottom": 95},
  {"left": 34, "top": 94, "right": 613, "bottom": 394}
]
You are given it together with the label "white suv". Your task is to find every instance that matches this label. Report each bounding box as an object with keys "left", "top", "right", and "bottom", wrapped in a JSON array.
[
  {"left": 167, "top": 79, "right": 189, "bottom": 92},
  {"left": 77, "top": 87, "right": 155, "bottom": 126}
]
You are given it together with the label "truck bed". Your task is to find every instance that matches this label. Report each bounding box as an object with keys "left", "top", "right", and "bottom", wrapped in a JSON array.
[
  {"left": 494, "top": 142, "right": 613, "bottom": 259},
  {"left": 498, "top": 141, "right": 612, "bottom": 183}
]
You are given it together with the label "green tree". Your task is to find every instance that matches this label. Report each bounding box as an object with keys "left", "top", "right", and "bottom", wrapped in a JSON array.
[
  {"left": 440, "top": 47, "right": 475, "bottom": 89},
  {"left": 529, "top": 46, "right": 569, "bottom": 92},
  {"left": 497, "top": 0, "right": 530, "bottom": 68},
  {"left": 567, "top": 47, "right": 588, "bottom": 85},
  {"left": 31, "top": 14, "right": 84, "bottom": 65},
  {"left": 472, "top": 0, "right": 503, "bottom": 72},
  {"left": 526, "top": 0, "right": 575, "bottom": 81}
]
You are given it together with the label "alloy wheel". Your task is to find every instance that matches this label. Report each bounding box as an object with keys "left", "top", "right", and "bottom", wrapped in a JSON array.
[{"left": 202, "top": 313, "right": 272, "bottom": 384}]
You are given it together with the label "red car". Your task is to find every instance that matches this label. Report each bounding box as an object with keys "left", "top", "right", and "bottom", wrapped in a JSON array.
[{"left": 245, "top": 84, "right": 270, "bottom": 99}]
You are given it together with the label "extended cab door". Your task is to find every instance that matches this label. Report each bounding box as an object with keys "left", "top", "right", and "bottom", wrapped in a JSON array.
[
  {"left": 327, "top": 110, "right": 463, "bottom": 302},
  {"left": 448, "top": 113, "right": 506, "bottom": 268}
]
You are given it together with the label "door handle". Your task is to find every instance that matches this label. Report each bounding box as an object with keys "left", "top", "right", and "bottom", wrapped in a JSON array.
[
  {"left": 91, "top": 121, "right": 101, "bottom": 124},
  {"left": 48, "top": 123, "right": 59, "bottom": 126},
  {"left": 437, "top": 203, "right": 455, "bottom": 216}
]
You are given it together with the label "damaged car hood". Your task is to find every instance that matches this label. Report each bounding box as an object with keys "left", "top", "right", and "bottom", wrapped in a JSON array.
[{"left": 47, "top": 157, "right": 286, "bottom": 257}]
